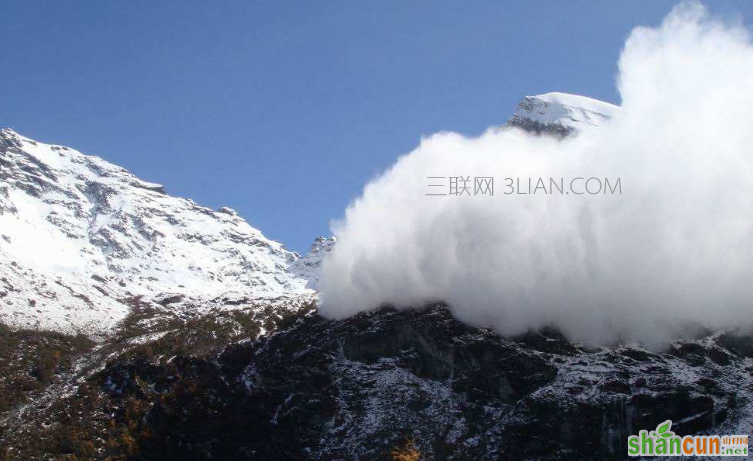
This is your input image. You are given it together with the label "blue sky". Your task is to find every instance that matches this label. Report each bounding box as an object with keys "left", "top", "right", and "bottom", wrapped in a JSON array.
[{"left": 1, "top": 1, "right": 752, "bottom": 252}]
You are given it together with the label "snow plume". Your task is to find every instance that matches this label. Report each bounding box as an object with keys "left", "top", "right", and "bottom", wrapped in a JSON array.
[{"left": 318, "top": 3, "right": 753, "bottom": 348}]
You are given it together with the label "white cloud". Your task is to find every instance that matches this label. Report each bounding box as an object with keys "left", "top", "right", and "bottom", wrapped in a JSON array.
[{"left": 318, "top": 2, "right": 753, "bottom": 348}]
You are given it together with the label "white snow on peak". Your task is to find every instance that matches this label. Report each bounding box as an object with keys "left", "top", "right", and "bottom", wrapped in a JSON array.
[
  {"left": 291, "top": 236, "right": 336, "bottom": 290},
  {"left": 508, "top": 92, "right": 621, "bottom": 134},
  {"left": 0, "top": 128, "right": 321, "bottom": 336},
  {"left": 0, "top": 90, "right": 616, "bottom": 336}
]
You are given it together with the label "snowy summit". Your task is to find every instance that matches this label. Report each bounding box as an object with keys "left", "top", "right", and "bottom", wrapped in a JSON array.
[
  {"left": 0, "top": 92, "right": 620, "bottom": 336},
  {"left": 0, "top": 128, "right": 320, "bottom": 336},
  {"left": 508, "top": 92, "right": 621, "bottom": 136}
]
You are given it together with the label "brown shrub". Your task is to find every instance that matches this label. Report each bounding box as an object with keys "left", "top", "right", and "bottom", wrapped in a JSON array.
[{"left": 390, "top": 438, "right": 425, "bottom": 461}]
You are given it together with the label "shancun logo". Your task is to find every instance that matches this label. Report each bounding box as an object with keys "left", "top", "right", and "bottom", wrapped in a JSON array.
[{"left": 628, "top": 420, "right": 749, "bottom": 457}]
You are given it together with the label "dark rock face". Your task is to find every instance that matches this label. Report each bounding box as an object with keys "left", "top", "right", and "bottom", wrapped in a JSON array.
[
  {"left": 3, "top": 304, "right": 750, "bottom": 461},
  {"left": 507, "top": 117, "right": 574, "bottom": 137}
]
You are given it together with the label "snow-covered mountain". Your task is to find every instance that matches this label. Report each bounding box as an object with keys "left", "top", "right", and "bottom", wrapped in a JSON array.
[
  {"left": 508, "top": 92, "right": 621, "bottom": 136},
  {"left": 291, "top": 236, "right": 336, "bottom": 290},
  {"left": 3, "top": 98, "right": 751, "bottom": 461},
  {"left": 0, "top": 93, "right": 618, "bottom": 337},
  {"left": 0, "top": 128, "right": 316, "bottom": 336}
]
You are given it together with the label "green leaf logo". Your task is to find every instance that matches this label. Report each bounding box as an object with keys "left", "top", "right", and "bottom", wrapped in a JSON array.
[{"left": 656, "top": 420, "right": 675, "bottom": 438}]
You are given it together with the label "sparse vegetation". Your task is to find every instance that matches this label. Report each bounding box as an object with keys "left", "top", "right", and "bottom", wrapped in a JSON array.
[
  {"left": 0, "top": 304, "right": 749, "bottom": 461},
  {"left": 0, "top": 323, "right": 93, "bottom": 413},
  {"left": 0, "top": 299, "right": 316, "bottom": 461},
  {"left": 390, "top": 438, "right": 426, "bottom": 461}
]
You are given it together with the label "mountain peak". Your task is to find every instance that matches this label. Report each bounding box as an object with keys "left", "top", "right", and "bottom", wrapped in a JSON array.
[
  {"left": 0, "top": 130, "right": 315, "bottom": 336},
  {"left": 0, "top": 127, "right": 20, "bottom": 145},
  {"left": 508, "top": 92, "right": 621, "bottom": 136},
  {"left": 291, "top": 236, "right": 336, "bottom": 290}
]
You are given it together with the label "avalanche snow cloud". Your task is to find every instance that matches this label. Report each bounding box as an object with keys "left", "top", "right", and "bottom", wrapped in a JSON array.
[{"left": 318, "top": 3, "right": 753, "bottom": 347}]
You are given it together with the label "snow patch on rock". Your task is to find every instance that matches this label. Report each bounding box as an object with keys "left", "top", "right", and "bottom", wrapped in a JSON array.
[{"left": 508, "top": 92, "right": 621, "bottom": 135}]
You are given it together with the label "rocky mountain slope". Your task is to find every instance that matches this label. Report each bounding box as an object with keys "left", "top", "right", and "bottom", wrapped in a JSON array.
[
  {"left": 291, "top": 236, "right": 336, "bottom": 290},
  {"left": 0, "top": 92, "right": 611, "bottom": 337},
  {"left": 0, "top": 94, "right": 750, "bottom": 461},
  {"left": 0, "top": 128, "right": 320, "bottom": 336},
  {"left": 1, "top": 304, "right": 750, "bottom": 461}
]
